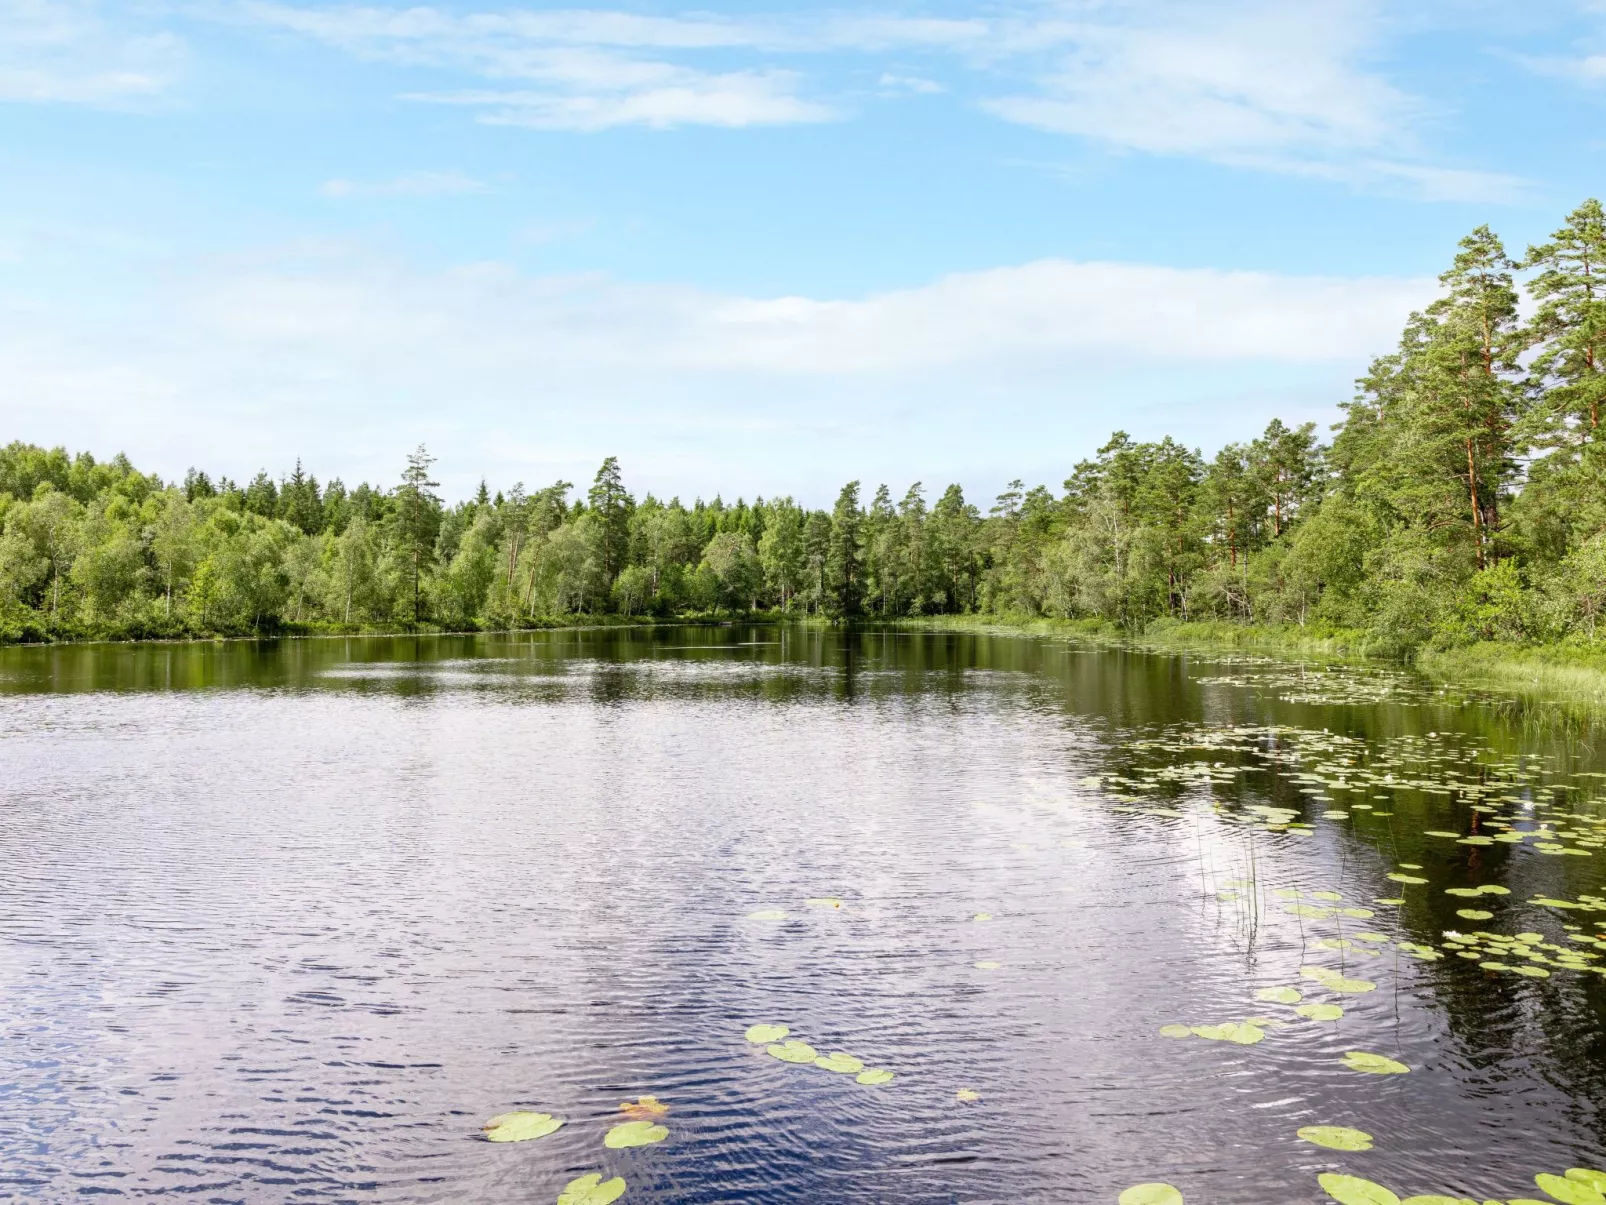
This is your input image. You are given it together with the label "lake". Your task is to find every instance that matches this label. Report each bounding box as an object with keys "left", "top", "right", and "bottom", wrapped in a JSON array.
[{"left": 4, "top": 626, "right": 1606, "bottom": 1204}]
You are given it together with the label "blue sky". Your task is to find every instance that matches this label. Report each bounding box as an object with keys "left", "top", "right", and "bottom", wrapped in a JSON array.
[{"left": 4, "top": 1, "right": 1606, "bottom": 504}]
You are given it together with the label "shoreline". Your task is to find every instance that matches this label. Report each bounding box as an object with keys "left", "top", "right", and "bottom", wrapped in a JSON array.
[
  {"left": 885, "top": 614, "right": 1606, "bottom": 716},
  {"left": 11, "top": 611, "right": 1606, "bottom": 715}
]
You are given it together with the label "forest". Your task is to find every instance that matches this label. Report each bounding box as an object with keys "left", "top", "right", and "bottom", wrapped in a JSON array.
[{"left": 4, "top": 200, "right": 1606, "bottom": 656}]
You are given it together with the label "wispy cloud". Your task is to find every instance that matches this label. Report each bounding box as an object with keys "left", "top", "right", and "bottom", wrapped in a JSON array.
[
  {"left": 0, "top": 0, "right": 182, "bottom": 105},
  {"left": 320, "top": 169, "right": 493, "bottom": 198},
  {"left": 237, "top": 1, "right": 1516, "bottom": 197},
  {"left": 981, "top": 0, "right": 1522, "bottom": 202},
  {"left": 404, "top": 71, "right": 831, "bottom": 130}
]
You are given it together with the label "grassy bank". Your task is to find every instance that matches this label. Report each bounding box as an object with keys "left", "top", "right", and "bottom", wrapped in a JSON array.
[
  {"left": 892, "top": 613, "right": 1606, "bottom": 715},
  {"left": 1414, "top": 643, "right": 1606, "bottom": 712},
  {"left": 889, "top": 614, "right": 1378, "bottom": 660}
]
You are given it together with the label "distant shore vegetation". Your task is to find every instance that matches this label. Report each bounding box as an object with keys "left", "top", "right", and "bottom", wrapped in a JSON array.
[{"left": 5, "top": 202, "right": 1606, "bottom": 658}]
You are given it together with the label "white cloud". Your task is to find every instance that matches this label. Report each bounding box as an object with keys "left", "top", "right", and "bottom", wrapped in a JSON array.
[
  {"left": 0, "top": 0, "right": 182, "bottom": 105},
  {"left": 980, "top": 0, "right": 1520, "bottom": 201},
  {"left": 1, "top": 247, "right": 1431, "bottom": 498},
  {"left": 320, "top": 170, "right": 493, "bottom": 197},
  {"left": 878, "top": 72, "right": 943, "bottom": 95},
  {"left": 238, "top": 1, "right": 1514, "bottom": 196},
  {"left": 405, "top": 71, "right": 832, "bottom": 130}
]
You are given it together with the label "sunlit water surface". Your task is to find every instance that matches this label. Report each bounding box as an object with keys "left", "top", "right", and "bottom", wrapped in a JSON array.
[{"left": 4, "top": 627, "right": 1606, "bottom": 1204}]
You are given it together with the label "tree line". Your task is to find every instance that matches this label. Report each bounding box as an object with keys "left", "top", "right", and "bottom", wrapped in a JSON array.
[{"left": 4, "top": 199, "right": 1606, "bottom": 653}]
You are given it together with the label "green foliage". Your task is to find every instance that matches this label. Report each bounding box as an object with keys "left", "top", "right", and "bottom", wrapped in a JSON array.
[{"left": 11, "top": 203, "right": 1606, "bottom": 650}]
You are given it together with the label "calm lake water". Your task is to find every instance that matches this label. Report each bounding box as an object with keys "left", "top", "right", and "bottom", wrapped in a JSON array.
[{"left": 5, "top": 626, "right": 1606, "bottom": 1204}]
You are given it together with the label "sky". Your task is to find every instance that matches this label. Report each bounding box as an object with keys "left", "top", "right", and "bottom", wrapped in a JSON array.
[{"left": 3, "top": 1, "right": 1606, "bottom": 505}]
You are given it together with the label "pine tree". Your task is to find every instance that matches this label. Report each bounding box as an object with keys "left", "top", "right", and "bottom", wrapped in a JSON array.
[
  {"left": 1525, "top": 199, "right": 1606, "bottom": 438},
  {"left": 825, "top": 482, "right": 863, "bottom": 620},
  {"left": 397, "top": 445, "right": 440, "bottom": 624},
  {"left": 588, "top": 456, "right": 634, "bottom": 588}
]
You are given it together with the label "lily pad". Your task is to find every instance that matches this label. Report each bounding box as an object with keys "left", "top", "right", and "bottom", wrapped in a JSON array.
[
  {"left": 1388, "top": 874, "right": 1429, "bottom": 885},
  {"left": 744, "top": 1024, "right": 790, "bottom": 1044},
  {"left": 558, "top": 1174, "right": 627, "bottom": 1205},
  {"left": 1119, "top": 1183, "right": 1184, "bottom": 1205},
  {"left": 767, "top": 1039, "right": 820, "bottom": 1064},
  {"left": 1457, "top": 909, "right": 1495, "bottom": 921},
  {"left": 603, "top": 1120, "right": 668, "bottom": 1149},
  {"left": 1296, "top": 1003, "right": 1345, "bottom": 1021},
  {"left": 617, "top": 1096, "right": 668, "bottom": 1120},
  {"left": 1319, "top": 1173, "right": 1400, "bottom": 1205},
  {"left": 974, "top": 960, "right": 1001, "bottom": 970},
  {"left": 814, "top": 1052, "right": 865, "bottom": 1074},
  {"left": 973, "top": 912, "right": 993, "bottom": 922},
  {"left": 856, "top": 1068, "right": 894, "bottom": 1086},
  {"left": 1190, "top": 1022, "right": 1264, "bottom": 1044},
  {"left": 1567, "top": 1172, "right": 1606, "bottom": 1194},
  {"left": 1256, "top": 986, "right": 1302, "bottom": 1005},
  {"left": 1298, "top": 1125, "right": 1374, "bottom": 1151},
  {"left": 805, "top": 897, "right": 843, "bottom": 908},
  {"left": 1537, "top": 1174, "right": 1606, "bottom": 1205},
  {"left": 1328, "top": 977, "right": 1378, "bottom": 994},
  {"left": 483, "top": 1111, "right": 564, "bottom": 1143},
  {"left": 956, "top": 1087, "right": 980, "bottom": 1102},
  {"left": 746, "top": 909, "right": 787, "bottom": 920},
  {"left": 1341, "top": 1051, "right": 1408, "bottom": 1075},
  {"left": 1159, "top": 1024, "right": 1193, "bottom": 1038}
]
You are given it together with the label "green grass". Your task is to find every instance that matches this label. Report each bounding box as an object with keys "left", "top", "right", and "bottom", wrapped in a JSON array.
[
  {"left": 893, "top": 613, "right": 1606, "bottom": 716},
  {"left": 1415, "top": 642, "right": 1606, "bottom": 712}
]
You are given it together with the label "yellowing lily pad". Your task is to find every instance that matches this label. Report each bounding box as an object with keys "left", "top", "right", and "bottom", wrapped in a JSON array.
[
  {"left": 1341, "top": 1051, "right": 1408, "bottom": 1075},
  {"left": 1537, "top": 1174, "right": 1606, "bottom": 1205},
  {"left": 603, "top": 1121, "right": 668, "bottom": 1149},
  {"left": 483, "top": 1111, "right": 564, "bottom": 1143},
  {"left": 1328, "top": 978, "right": 1378, "bottom": 994},
  {"left": 1256, "top": 986, "right": 1302, "bottom": 1004},
  {"left": 617, "top": 1096, "right": 668, "bottom": 1120},
  {"left": 558, "top": 1174, "right": 627, "bottom": 1205},
  {"left": 1296, "top": 1003, "right": 1345, "bottom": 1021},
  {"left": 1568, "top": 1172, "right": 1606, "bottom": 1194},
  {"left": 805, "top": 897, "right": 843, "bottom": 908},
  {"left": 1298, "top": 1125, "right": 1374, "bottom": 1151},
  {"left": 1190, "top": 1022, "right": 1264, "bottom": 1044},
  {"left": 747, "top": 909, "right": 787, "bottom": 920},
  {"left": 745, "top": 1024, "right": 789, "bottom": 1044},
  {"left": 856, "top": 1068, "right": 894, "bottom": 1086},
  {"left": 1319, "top": 1173, "right": 1400, "bottom": 1205},
  {"left": 956, "top": 1087, "right": 980, "bottom": 1102},
  {"left": 1119, "top": 1183, "right": 1184, "bottom": 1205},
  {"left": 1159, "top": 1024, "right": 1193, "bottom": 1038},
  {"left": 814, "top": 1052, "right": 865, "bottom": 1074},
  {"left": 767, "top": 1040, "right": 820, "bottom": 1064},
  {"left": 974, "top": 960, "right": 1001, "bottom": 970}
]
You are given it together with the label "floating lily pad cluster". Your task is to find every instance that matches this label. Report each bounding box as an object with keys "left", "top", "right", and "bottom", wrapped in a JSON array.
[
  {"left": 481, "top": 1097, "right": 673, "bottom": 1203},
  {"left": 744, "top": 1024, "right": 895, "bottom": 1086},
  {"left": 1316, "top": 1168, "right": 1606, "bottom": 1205}
]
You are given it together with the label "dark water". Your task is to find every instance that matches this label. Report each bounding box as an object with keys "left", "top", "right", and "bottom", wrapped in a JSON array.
[{"left": 4, "top": 627, "right": 1606, "bottom": 1205}]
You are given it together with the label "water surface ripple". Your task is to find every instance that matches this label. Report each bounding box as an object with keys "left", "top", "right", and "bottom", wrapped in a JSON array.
[{"left": 3, "top": 628, "right": 1606, "bottom": 1203}]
